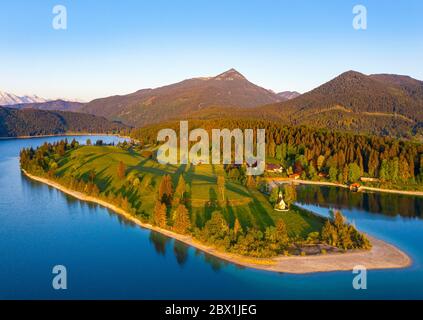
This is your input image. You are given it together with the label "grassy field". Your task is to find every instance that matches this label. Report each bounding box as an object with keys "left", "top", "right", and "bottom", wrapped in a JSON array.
[{"left": 56, "top": 145, "right": 324, "bottom": 238}]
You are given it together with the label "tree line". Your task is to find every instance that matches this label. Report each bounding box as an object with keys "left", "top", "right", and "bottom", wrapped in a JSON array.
[{"left": 131, "top": 119, "right": 423, "bottom": 187}]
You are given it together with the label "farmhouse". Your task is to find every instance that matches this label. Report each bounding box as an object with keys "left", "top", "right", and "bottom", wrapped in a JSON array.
[
  {"left": 266, "top": 163, "right": 284, "bottom": 174},
  {"left": 289, "top": 173, "right": 300, "bottom": 180}
]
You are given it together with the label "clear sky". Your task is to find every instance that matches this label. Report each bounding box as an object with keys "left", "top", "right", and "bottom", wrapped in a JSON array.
[{"left": 1, "top": 0, "right": 422, "bottom": 101}]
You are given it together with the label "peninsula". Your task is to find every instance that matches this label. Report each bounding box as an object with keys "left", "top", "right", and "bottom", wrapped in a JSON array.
[{"left": 19, "top": 139, "right": 411, "bottom": 274}]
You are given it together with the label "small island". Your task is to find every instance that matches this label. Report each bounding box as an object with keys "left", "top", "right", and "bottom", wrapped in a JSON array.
[{"left": 19, "top": 139, "right": 411, "bottom": 273}]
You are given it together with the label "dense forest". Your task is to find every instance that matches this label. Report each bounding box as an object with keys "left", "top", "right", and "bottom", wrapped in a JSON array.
[
  {"left": 0, "top": 107, "right": 129, "bottom": 137},
  {"left": 131, "top": 119, "right": 423, "bottom": 189}
]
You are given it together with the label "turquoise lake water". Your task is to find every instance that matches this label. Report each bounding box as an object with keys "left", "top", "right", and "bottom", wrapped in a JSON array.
[{"left": 0, "top": 136, "right": 422, "bottom": 299}]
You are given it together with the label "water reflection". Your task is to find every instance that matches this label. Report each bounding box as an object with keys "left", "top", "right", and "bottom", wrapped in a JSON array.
[
  {"left": 173, "top": 241, "right": 189, "bottom": 266},
  {"left": 149, "top": 231, "right": 170, "bottom": 256},
  {"left": 296, "top": 185, "right": 423, "bottom": 219},
  {"left": 196, "top": 249, "right": 229, "bottom": 272}
]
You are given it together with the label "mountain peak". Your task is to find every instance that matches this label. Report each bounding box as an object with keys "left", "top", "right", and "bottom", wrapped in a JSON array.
[
  {"left": 338, "top": 70, "right": 367, "bottom": 78},
  {"left": 214, "top": 68, "right": 247, "bottom": 81},
  {"left": 277, "top": 91, "right": 301, "bottom": 100},
  {"left": 0, "top": 90, "right": 48, "bottom": 106}
]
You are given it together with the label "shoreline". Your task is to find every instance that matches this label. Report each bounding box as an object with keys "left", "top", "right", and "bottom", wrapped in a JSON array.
[
  {"left": 2, "top": 134, "right": 421, "bottom": 196},
  {"left": 272, "top": 178, "right": 423, "bottom": 197},
  {"left": 22, "top": 170, "right": 412, "bottom": 274}
]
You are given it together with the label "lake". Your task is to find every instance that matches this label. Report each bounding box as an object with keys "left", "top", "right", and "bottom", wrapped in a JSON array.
[{"left": 0, "top": 135, "right": 422, "bottom": 299}]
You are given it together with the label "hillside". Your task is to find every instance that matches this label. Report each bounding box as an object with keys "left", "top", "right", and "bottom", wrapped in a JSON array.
[
  {"left": 256, "top": 71, "right": 423, "bottom": 138},
  {"left": 8, "top": 99, "right": 85, "bottom": 112},
  {"left": 82, "top": 69, "right": 423, "bottom": 138},
  {"left": 0, "top": 107, "right": 127, "bottom": 137},
  {"left": 82, "top": 69, "right": 283, "bottom": 127}
]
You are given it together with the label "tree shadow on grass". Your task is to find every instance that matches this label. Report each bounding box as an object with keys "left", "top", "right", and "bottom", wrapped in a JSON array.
[
  {"left": 129, "top": 159, "right": 177, "bottom": 177},
  {"left": 225, "top": 183, "right": 250, "bottom": 197},
  {"left": 224, "top": 204, "right": 236, "bottom": 227},
  {"left": 248, "top": 193, "right": 275, "bottom": 230},
  {"left": 189, "top": 173, "right": 215, "bottom": 184},
  {"left": 172, "top": 164, "right": 187, "bottom": 186},
  {"left": 93, "top": 168, "right": 113, "bottom": 191},
  {"left": 80, "top": 152, "right": 113, "bottom": 167}
]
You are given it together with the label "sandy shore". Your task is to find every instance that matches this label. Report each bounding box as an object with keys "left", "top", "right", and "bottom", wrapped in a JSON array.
[
  {"left": 272, "top": 178, "right": 423, "bottom": 197},
  {"left": 23, "top": 170, "right": 412, "bottom": 274}
]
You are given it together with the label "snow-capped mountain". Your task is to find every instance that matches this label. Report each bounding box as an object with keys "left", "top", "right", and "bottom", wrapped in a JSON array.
[
  {"left": 0, "top": 91, "right": 48, "bottom": 106},
  {"left": 277, "top": 91, "right": 301, "bottom": 100}
]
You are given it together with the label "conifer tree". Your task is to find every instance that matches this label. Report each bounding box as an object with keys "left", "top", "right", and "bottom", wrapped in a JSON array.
[
  {"left": 153, "top": 201, "right": 168, "bottom": 228},
  {"left": 173, "top": 174, "right": 186, "bottom": 205},
  {"left": 173, "top": 204, "right": 191, "bottom": 234},
  {"left": 159, "top": 175, "right": 173, "bottom": 205}
]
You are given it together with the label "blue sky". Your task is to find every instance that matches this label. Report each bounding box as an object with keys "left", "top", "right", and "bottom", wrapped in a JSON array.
[{"left": 1, "top": 0, "right": 422, "bottom": 101}]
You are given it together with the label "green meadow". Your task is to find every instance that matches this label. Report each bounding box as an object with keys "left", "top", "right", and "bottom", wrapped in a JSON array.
[{"left": 55, "top": 145, "right": 324, "bottom": 238}]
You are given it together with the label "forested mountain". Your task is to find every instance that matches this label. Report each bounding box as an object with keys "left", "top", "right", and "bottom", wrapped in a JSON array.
[
  {"left": 82, "top": 69, "right": 423, "bottom": 138},
  {"left": 162, "top": 71, "right": 423, "bottom": 138},
  {"left": 256, "top": 71, "right": 423, "bottom": 138},
  {"left": 7, "top": 100, "right": 85, "bottom": 112},
  {"left": 81, "top": 69, "right": 283, "bottom": 127},
  {"left": 0, "top": 107, "right": 127, "bottom": 137}
]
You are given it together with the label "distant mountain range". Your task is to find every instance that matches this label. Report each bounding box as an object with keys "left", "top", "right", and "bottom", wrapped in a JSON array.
[
  {"left": 2, "top": 69, "right": 422, "bottom": 138},
  {"left": 0, "top": 107, "right": 127, "bottom": 137},
  {"left": 277, "top": 91, "right": 301, "bottom": 101},
  {"left": 81, "top": 69, "right": 423, "bottom": 138},
  {"left": 0, "top": 91, "right": 48, "bottom": 105},
  {"left": 81, "top": 69, "right": 285, "bottom": 126},
  {"left": 8, "top": 100, "right": 85, "bottom": 112}
]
